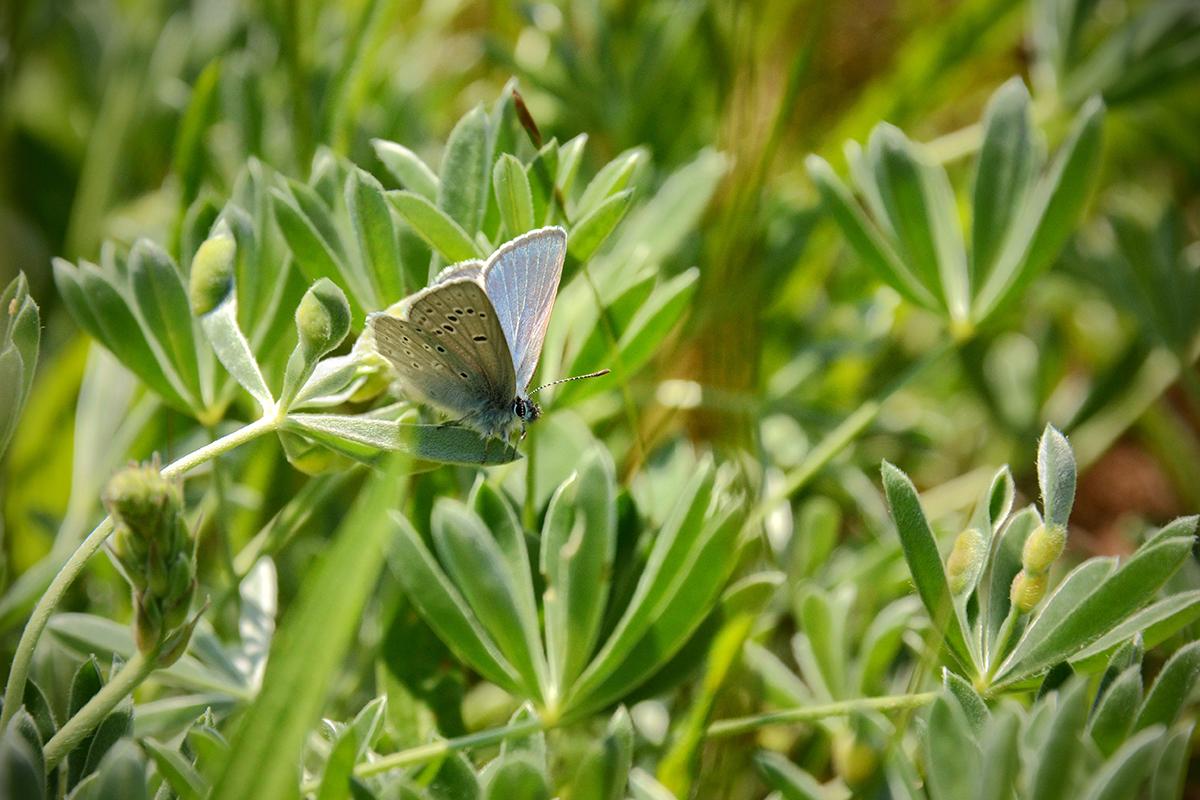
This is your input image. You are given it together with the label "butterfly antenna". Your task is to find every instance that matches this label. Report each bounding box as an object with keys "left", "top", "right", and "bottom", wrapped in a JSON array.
[{"left": 529, "top": 369, "right": 611, "bottom": 396}]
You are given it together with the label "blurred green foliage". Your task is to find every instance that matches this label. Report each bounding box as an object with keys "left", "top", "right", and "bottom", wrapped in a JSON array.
[{"left": 1, "top": 0, "right": 1199, "bottom": 797}]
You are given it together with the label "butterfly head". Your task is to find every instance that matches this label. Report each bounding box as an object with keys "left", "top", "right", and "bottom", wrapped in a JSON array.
[{"left": 512, "top": 396, "right": 541, "bottom": 425}]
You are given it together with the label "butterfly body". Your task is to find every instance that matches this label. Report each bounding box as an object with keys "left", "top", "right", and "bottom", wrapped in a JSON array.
[{"left": 369, "top": 227, "right": 565, "bottom": 443}]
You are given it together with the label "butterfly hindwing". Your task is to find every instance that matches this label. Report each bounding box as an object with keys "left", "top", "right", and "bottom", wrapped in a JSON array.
[
  {"left": 483, "top": 227, "right": 566, "bottom": 391},
  {"left": 371, "top": 279, "right": 515, "bottom": 419}
]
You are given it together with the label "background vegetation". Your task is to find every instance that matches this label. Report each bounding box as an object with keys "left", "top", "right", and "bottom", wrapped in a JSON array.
[{"left": 1, "top": 0, "right": 1199, "bottom": 797}]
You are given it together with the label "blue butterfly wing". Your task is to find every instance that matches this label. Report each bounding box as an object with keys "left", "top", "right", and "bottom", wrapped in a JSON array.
[{"left": 483, "top": 227, "right": 566, "bottom": 392}]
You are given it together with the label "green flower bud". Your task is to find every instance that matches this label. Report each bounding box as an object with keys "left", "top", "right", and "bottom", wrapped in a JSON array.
[
  {"left": 1022, "top": 523, "right": 1066, "bottom": 576},
  {"left": 146, "top": 543, "right": 169, "bottom": 597},
  {"left": 833, "top": 730, "right": 878, "bottom": 790},
  {"left": 946, "top": 528, "right": 986, "bottom": 596},
  {"left": 189, "top": 233, "right": 236, "bottom": 315},
  {"left": 134, "top": 594, "right": 163, "bottom": 655},
  {"left": 104, "top": 465, "right": 183, "bottom": 541},
  {"left": 1010, "top": 569, "right": 1047, "bottom": 614},
  {"left": 295, "top": 278, "right": 351, "bottom": 358}
]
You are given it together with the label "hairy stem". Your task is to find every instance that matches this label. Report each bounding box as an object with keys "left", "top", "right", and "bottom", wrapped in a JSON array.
[
  {"left": 42, "top": 649, "right": 157, "bottom": 770},
  {"left": 705, "top": 692, "right": 939, "bottom": 738},
  {"left": 0, "top": 415, "right": 277, "bottom": 730}
]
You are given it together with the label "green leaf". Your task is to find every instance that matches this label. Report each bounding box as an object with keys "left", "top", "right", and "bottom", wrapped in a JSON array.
[
  {"left": 0, "top": 709, "right": 44, "bottom": 800},
  {"left": 798, "top": 589, "right": 845, "bottom": 699},
  {"left": 315, "top": 730, "right": 355, "bottom": 800},
  {"left": 79, "top": 740, "right": 146, "bottom": 800},
  {"left": 571, "top": 503, "right": 742, "bottom": 715},
  {"left": 0, "top": 273, "right": 39, "bottom": 461},
  {"left": 428, "top": 751, "right": 481, "bottom": 800},
  {"left": 569, "top": 189, "right": 634, "bottom": 262},
  {"left": 789, "top": 495, "right": 841, "bottom": 580},
  {"left": 482, "top": 756, "right": 550, "bottom": 800},
  {"left": 1028, "top": 679, "right": 1089, "bottom": 799},
  {"left": 142, "top": 739, "right": 205, "bottom": 800},
  {"left": 1037, "top": 424, "right": 1076, "bottom": 528},
  {"left": 943, "top": 669, "right": 989, "bottom": 735},
  {"left": 347, "top": 168, "right": 404, "bottom": 306},
  {"left": 866, "top": 124, "right": 970, "bottom": 321},
  {"left": 1070, "top": 590, "right": 1200, "bottom": 670},
  {"left": 372, "top": 139, "right": 440, "bottom": 202},
  {"left": 493, "top": 154, "right": 535, "bottom": 237},
  {"left": 470, "top": 483, "right": 539, "bottom": 656},
  {"left": 924, "top": 693, "right": 980, "bottom": 800},
  {"left": 439, "top": 105, "right": 491, "bottom": 234},
  {"left": 568, "top": 462, "right": 714, "bottom": 705},
  {"left": 432, "top": 499, "right": 546, "bottom": 699},
  {"left": 173, "top": 58, "right": 222, "bottom": 210},
  {"left": 284, "top": 413, "right": 521, "bottom": 466},
  {"left": 575, "top": 148, "right": 645, "bottom": 220},
  {"left": 881, "top": 461, "right": 971, "bottom": 669},
  {"left": 526, "top": 140, "right": 559, "bottom": 226},
  {"left": 1078, "top": 726, "right": 1163, "bottom": 800},
  {"left": 977, "top": 706, "right": 1020, "bottom": 800},
  {"left": 754, "top": 751, "right": 823, "bottom": 800},
  {"left": 65, "top": 657, "right": 102, "bottom": 789},
  {"left": 996, "top": 534, "right": 1194, "bottom": 685},
  {"left": 806, "top": 155, "right": 935, "bottom": 310},
  {"left": 387, "top": 512, "right": 523, "bottom": 693},
  {"left": 1149, "top": 720, "right": 1193, "bottom": 800},
  {"left": 80, "top": 693, "right": 132, "bottom": 782},
  {"left": 128, "top": 240, "right": 203, "bottom": 405},
  {"left": 603, "top": 148, "right": 726, "bottom": 283},
  {"left": 971, "top": 78, "right": 1041, "bottom": 290},
  {"left": 571, "top": 707, "right": 633, "bottom": 800},
  {"left": 271, "top": 188, "right": 365, "bottom": 321},
  {"left": 210, "top": 464, "right": 405, "bottom": 800},
  {"left": 541, "top": 448, "right": 617, "bottom": 700},
  {"left": 556, "top": 133, "right": 588, "bottom": 195},
  {"left": 1135, "top": 640, "right": 1200, "bottom": 731},
  {"left": 53, "top": 258, "right": 191, "bottom": 411},
  {"left": 387, "top": 190, "right": 482, "bottom": 263},
  {"left": 198, "top": 291, "right": 275, "bottom": 414},
  {"left": 972, "top": 97, "right": 1105, "bottom": 323},
  {"left": 1087, "top": 665, "right": 1142, "bottom": 756},
  {"left": 857, "top": 597, "right": 919, "bottom": 695}
]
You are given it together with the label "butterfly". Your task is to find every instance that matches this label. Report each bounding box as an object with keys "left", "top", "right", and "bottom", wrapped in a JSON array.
[{"left": 369, "top": 226, "right": 607, "bottom": 443}]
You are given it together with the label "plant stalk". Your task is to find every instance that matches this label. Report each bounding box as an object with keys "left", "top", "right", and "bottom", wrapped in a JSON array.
[
  {"left": 0, "top": 415, "right": 277, "bottom": 730},
  {"left": 299, "top": 717, "right": 545, "bottom": 793},
  {"left": 705, "top": 692, "right": 939, "bottom": 738},
  {"left": 42, "top": 649, "right": 157, "bottom": 769}
]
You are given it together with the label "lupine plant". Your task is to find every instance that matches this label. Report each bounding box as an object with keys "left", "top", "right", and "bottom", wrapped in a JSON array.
[{"left": 1, "top": 1, "right": 1199, "bottom": 798}]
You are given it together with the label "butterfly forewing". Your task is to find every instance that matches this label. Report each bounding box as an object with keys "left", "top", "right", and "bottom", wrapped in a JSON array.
[
  {"left": 483, "top": 227, "right": 566, "bottom": 392},
  {"left": 371, "top": 279, "right": 516, "bottom": 419}
]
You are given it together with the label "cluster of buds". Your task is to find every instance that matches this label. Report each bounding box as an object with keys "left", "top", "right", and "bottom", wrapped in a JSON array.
[
  {"left": 1010, "top": 522, "right": 1067, "bottom": 614},
  {"left": 104, "top": 461, "right": 200, "bottom": 664}
]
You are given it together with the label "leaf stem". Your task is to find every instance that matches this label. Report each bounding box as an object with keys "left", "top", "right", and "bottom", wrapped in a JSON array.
[
  {"left": 0, "top": 415, "right": 277, "bottom": 730},
  {"left": 300, "top": 717, "right": 545, "bottom": 793},
  {"left": 42, "top": 649, "right": 157, "bottom": 770},
  {"left": 705, "top": 692, "right": 938, "bottom": 739}
]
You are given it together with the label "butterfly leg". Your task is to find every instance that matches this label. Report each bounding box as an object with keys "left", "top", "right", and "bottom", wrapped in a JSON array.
[{"left": 440, "top": 415, "right": 468, "bottom": 429}]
